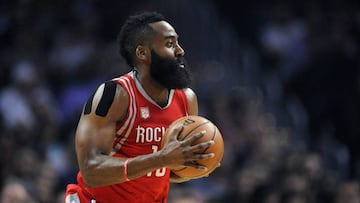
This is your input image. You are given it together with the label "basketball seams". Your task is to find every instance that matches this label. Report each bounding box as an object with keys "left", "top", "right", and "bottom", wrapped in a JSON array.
[
  {"left": 211, "top": 124, "right": 217, "bottom": 140},
  {"left": 171, "top": 166, "right": 187, "bottom": 172},
  {"left": 177, "top": 120, "right": 210, "bottom": 140}
]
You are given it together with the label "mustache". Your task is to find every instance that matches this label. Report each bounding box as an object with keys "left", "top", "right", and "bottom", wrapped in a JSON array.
[{"left": 176, "top": 56, "right": 187, "bottom": 66}]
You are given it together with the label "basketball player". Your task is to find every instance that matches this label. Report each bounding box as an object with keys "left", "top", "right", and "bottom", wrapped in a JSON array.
[{"left": 64, "top": 11, "right": 215, "bottom": 203}]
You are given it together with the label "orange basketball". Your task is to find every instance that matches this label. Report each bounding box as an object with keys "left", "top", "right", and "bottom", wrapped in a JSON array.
[{"left": 161, "top": 115, "right": 224, "bottom": 179}]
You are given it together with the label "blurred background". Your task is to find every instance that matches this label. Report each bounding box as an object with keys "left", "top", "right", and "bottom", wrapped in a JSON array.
[{"left": 0, "top": 0, "right": 360, "bottom": 202}]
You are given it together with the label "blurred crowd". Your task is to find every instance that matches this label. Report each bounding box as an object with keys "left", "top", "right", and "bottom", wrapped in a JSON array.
[{"left": 0, "top": 0, "right": 360, "bottom": 203}]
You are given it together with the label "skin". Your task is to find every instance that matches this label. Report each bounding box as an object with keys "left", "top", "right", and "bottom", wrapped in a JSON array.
[{"left": 75, "top": 20, "right": 214, "bottom": 188}]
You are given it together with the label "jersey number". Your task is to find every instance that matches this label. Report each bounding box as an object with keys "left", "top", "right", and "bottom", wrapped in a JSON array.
[{"left": 147, "top": 145, "right": 166, "bottom": 177}]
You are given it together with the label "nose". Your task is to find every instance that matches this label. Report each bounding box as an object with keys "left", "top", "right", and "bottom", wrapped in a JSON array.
[{"left": 175, "top": 44, "right": 185, "bottom": 57}]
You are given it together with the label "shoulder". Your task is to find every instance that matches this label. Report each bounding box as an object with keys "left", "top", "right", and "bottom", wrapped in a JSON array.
[
  {"left": 183, "top": 88, "right": 197, "bottom": 102},
  {"left": 84, "top": 80, "right": 129, "bottom": 122},
  {"left": 183, "top": 88, "right": 198, "bottom": 115},
  {"left": 183, "top": 87, "right": 196, "bottom": 96},
  {"left": 94, "top": 80, "right": 129, "bottom": 105}
]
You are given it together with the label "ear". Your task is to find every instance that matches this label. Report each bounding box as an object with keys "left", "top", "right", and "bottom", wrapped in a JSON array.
[{"left": 135, "top": 45, "right": 149, "bottom": 61}]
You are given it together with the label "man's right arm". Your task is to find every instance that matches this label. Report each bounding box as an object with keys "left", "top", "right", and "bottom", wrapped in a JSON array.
[{"left": 75, "top": 81, "right": 169, "bottom": 187}]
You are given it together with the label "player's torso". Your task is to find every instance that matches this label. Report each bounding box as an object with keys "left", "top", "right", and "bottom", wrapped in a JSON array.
[
  {"left": 81, "top": 72, "right": 189, "bottom": 203},
  {"left": 113, "top": 71, "right": 189, "bottom": 157}
]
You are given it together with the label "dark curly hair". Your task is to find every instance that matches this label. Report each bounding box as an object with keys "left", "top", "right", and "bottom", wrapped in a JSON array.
[{"left": 117, "top": 11, "right": 166, "bottom": 67}]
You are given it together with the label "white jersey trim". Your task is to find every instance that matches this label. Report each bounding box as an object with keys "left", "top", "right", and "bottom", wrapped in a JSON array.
[
  {"left": 65, "top": 193, "right": 80, "bottom": 203},
  {"left": 113, "top": 76, "right": 137, "bottom": 151},
  {"left": 130, "top": 71, "right": 174, "bottom": 109}
]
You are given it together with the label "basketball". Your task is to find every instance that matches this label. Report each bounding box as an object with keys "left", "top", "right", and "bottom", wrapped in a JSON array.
[{"left": 161, "top": 115, "right": 224, "bottom": 179}]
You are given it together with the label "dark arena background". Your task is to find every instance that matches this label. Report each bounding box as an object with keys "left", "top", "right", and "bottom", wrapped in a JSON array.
[{"left": 0, "top": 0, "right": 359, "bottom": 202}]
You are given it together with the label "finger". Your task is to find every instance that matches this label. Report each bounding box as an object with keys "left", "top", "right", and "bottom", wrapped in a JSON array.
[
  {"left": 183, "top": 151, "right": 214, "bottom": 161},
  {"left": 188, "top": 140, "right": 214, "bottom": 152},
  {"left": 181, "top": 130, "right": 206, "bottom": 146},
  {"left": 168, "top": 126, "right": 184, "bottom": 142},
  {"left": 191, "top": 152, "right": 215, "bottom": 160},
  {"left": 184, "top": 161, "right": 207, "bottom": 170},
  {"left": 181, "top": 145, "right": 214, "bottom": 159}
]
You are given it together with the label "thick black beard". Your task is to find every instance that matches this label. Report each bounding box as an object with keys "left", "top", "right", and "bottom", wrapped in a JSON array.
[{"left": 149, "top": 50, "right": 192, "bottom": 89}]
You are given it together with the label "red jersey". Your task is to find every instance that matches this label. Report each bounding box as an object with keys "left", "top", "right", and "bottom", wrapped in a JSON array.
[{"left": 69, "top": 71, "right": 189, "bottom": 203}]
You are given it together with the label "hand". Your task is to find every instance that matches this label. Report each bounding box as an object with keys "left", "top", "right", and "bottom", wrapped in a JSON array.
[{"left": 159, "top": 126, "right": 215, "bottom": 170}]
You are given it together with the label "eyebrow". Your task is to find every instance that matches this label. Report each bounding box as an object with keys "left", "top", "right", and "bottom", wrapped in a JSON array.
[{"left": 164, "top": 34, "right": 179, "bottom": 40}]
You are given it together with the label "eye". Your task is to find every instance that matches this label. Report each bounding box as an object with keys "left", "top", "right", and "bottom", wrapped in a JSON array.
[{"left": 166, "top": 40, "right": 176, "bottom": 48}]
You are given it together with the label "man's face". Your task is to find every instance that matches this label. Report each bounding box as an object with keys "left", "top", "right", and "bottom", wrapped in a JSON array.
[{"left": 149, "top": 49, "right": 191, "bottom": 89}]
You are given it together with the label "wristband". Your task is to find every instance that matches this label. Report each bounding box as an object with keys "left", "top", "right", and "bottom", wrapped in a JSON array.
[{"left": 123, "top": 158, "right": 131, "bottom": 181}]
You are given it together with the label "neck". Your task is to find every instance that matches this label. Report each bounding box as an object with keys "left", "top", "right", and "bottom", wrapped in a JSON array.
[{"left": 134, "top": 70, "right": 169, "bottom": 106}]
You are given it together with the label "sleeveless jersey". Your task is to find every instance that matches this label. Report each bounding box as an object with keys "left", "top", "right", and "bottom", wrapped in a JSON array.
[{"left": 76, "top": 71, "right": 189, "bottom": 203}]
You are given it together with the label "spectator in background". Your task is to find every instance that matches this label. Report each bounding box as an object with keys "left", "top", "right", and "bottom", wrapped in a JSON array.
[
  {"left": 0, "top": 179, "right": 34, "bottom": 203},
  {"left": 335, "top": 181, "right": 360, "bottom": 203},
  {"left": 280, "top": 192, "right": 310, "bottom": 203},
  {"left": 168, "top": 187, "right": 204, "bottom": 203},
  {"left": 0, "top": 60, "right": 60, "bottom": 148}
]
